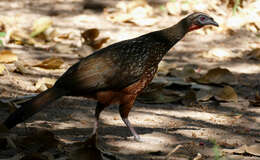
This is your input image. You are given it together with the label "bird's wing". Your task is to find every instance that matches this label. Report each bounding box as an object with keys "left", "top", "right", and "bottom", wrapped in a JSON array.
[{"left": 54, "top": 41, "right": 146, "bottom": 94}]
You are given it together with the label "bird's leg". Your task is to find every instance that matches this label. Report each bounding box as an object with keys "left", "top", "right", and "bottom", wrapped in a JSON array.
[
  {"left": 91, "top": 102, "right": 107, "bottom": 136},
  {"left": 119, "top": 99, "right": 140, "bottom": 141}
]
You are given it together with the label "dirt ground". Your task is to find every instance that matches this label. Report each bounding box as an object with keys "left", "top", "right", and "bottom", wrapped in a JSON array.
[{"left": 0, "top": 0, "right": 259, "bottom": 160}]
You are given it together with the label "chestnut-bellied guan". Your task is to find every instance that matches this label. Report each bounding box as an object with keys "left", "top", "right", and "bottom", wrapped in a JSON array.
[{"left": 1, "top": 12, "right": 218, "bottom": 141}]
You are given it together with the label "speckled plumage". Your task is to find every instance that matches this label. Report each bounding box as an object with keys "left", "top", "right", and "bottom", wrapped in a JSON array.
[
  {"left": 55, "top": 21, "right": 188, "bottom": 95},
  {"left": 3, "top": 12, "right": 218, "bottom": 141}
]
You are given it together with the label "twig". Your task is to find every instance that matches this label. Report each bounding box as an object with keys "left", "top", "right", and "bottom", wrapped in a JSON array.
[
  {"left": 193, "top": 153, "right": 202, "bottom": 160},
  {"left": 165, "top": 144, "right": 182, "bottom": 160}
]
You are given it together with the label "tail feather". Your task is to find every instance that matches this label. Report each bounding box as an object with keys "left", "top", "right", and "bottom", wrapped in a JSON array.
[{"left": 3, "top": 87, "right": 67, "bottom": 129}]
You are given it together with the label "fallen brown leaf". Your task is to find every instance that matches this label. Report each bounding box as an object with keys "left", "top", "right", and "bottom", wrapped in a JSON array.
[
  {"left": 57, "top": 33, "right": 70, "bottom": 39},
  {"left": 33, "top": 57, "right": 64, "bottom": 69},
  {"left": 90, "top": 37, "right": 109, "bottom": 50},
  {"left": 34, "top": 77, "right": 56, "bottom": 92},
  {"left": 81, "top": 29, "right": 109, "bottom": 50},
  {"left": 245, "top": 144, "right": 260, "bottom": 156},
  {"left": 195, "top": 67, "right": 237, "bottom": 85},
  {"left": 8, "top": 28, "right": 37, "bottom": 45},
  {"left": 81, "top": 28, "right": 99, "bottom": 43},
  {"left": 222, "top": 144, "right": 260, "bottom": 156},
  {"left": 214, "top": 86, "right": 238, "bottom": 103},
  {"left": 0, "top": 50, "right": 17, "bottom": 63}
]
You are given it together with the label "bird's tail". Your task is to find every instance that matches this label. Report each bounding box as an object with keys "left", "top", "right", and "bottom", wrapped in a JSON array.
[{"left": 3, "top": 87, "right": 67, "bottom": 130}]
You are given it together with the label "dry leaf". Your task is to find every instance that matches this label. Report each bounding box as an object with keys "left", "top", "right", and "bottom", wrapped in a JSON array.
[
  {"left": 214, "top": 86, "right": 238, "bottom": 103},
  {"left": 90, "top": 37, "right": 109, "bottom": 50},
  {"left": 81, "top": 29, "right": 109, "bottom": 50},
  {"left": 35, "top": 78, "right": 56, "bottom": 92},
  {"left": 245, "top": 144, "right": 260, "bottom": 156},
  {"left": 57, "top": 33, "right": 70, "bottom": 39},
  {"left": 0, "top": 50, "right": 17, "bottom": 63},
  {"left": 222, "top": 144, "right": 260, "bottom": 156},
  {"left": 33, "top": 57, "right": 64, "bottom": 69},
  {"left": 8, "top": 28, "right": 37, "bottom": 45},
  {"left": 0, "top": 64, "right": 5, "bottom": 75},
  {"left": 31, "top": 17, "right": 52, "bottom": 37},
  {"left": 195, "top": 67, "right": 237, "bottom": 85},
  {"left": 81, "top": 29, "right": 99, "bottom": 43}
]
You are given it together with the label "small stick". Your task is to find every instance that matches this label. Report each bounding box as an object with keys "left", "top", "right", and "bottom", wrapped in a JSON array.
[
  {"left": 193, "top": 153, "right": 202, "bottom": 160},
  {"left": 165, "top": 144, "right": 183, "bottom": 160}
]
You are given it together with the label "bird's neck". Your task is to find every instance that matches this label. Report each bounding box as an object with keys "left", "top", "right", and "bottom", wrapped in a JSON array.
[
  {"left": 143, "top": 21, "right": 190, "bottom": 71},
  {"left": 146, "top": 20, "right": 190, "bottom": 60},
  {"left": 161, "top": 19, "right": 190, "bottom": 47}
]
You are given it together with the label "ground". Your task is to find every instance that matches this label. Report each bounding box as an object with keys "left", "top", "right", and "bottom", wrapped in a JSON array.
[{"left": 0, "top": 0, "right": 259, "bottom": 160}]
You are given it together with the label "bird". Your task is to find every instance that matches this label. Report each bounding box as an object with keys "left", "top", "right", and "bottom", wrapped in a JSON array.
[{"left": 1, "top": 12, "right": 218, "bottom": 141}]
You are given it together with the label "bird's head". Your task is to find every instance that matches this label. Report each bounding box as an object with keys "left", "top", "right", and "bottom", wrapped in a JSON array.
[{"left": 185, "top": 12, "right": 219, "bottom": 32}]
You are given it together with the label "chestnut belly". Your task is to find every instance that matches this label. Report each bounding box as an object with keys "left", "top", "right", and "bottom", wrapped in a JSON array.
[{"left": 85, "top": 76, "right": 152, "bottom": 105}]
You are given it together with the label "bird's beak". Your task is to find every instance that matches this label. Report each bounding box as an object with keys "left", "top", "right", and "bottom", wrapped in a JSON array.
[{"left": 208, "top": 18, "right": 219, "bottom": 27}]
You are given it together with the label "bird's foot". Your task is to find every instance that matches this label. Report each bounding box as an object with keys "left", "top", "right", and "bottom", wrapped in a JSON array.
[{"left": 134, "top": 134, "right": 141, "bottom": 142}]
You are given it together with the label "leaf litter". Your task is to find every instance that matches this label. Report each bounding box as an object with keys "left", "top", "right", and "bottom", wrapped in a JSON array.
[
  {"left": 33, "top": 57, "right": 64, "bottom": 70},
  {"left": 0, "top": 0, "right": 259, "bottom": 160}
]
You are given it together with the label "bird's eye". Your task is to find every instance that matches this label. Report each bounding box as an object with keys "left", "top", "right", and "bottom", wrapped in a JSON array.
[{"left": 200, "top": 16, "right": 206, "bottom": 21}]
